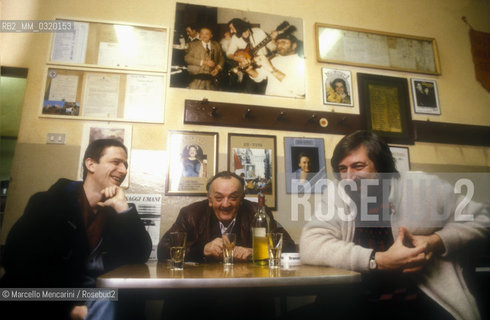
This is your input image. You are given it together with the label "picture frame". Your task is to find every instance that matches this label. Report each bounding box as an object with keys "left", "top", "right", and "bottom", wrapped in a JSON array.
[
  {"left": 170, "top": 2, "right": 305, "bottom": 98},
  {"left": 166, "top": 131, "right": 218, "bottom": 196},
  {"left": 315, "top": 23, "right": 441, "bottom": 75},
  {"left": 389, "top": 146, "right": 411, "bottom": 174},
  {"left": 357, "top": 73, "right": 414, "bottom": 145},
  {"left": 228, "top": 133, "right": 276, "bottom": 209},
  {"left": 411, "top": 78, "right": 441, "bottom": 115},
  {"left": 284, "top": 137, "right": 326, "bottom": 194},
  {"left": 78, "top": 122, "right": 133, "bottom": 187},
  {"left": 321, "top": 68, "right": 354, "bottom": 107}
]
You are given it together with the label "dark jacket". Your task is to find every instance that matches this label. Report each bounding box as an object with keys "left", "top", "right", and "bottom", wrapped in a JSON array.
[
  {"left": 1, "top": 178, "right": 152, "bottom": 288},
  {"left": 157, "top": 199, "right": 296, "bottom": 262}
]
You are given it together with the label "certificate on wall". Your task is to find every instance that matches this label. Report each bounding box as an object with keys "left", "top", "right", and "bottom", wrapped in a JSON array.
[
  {"left": 50, "top": 21, "right": 89, "bottom": 63},
  {"left": 123, "top": 74, "right": 165, "bottom": 122},
  {"left": 82, "top": 73, "right": 120, "bottom": 118}
]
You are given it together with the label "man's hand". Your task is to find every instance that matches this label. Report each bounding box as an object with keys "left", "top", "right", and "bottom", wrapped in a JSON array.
[
  {"left": 97, "top": 186, "right": 129, "bottom": 213},
  {"left": 234, "top": 246, "right": 252, "bottom": 261},
  {"left": 203, "top": 58, "right": 216, "bottom": 68},
  {"left": 204, "top": 237, "right": 223, "bottom": 259},
  {"left": 375, "top": 227, "right": 427, "bottom": 273},
  {"left": 70, "top": 305, "right": 88, "bottom": 320},
  {"left": 407, "top": 232, "right": 445, "bottom": 262}
]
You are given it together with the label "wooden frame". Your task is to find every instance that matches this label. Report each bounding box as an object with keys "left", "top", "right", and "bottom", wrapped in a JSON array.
[
  {"left": 316, "top": 23, "right": 441, "bottom": 75},
  {"left": 41, "top": 66, "right": 166, "bottom": 123},
  {"left": 166, "top": 131, "right": 218, "bottom": 196},
  {"left": 411, "top": 78, "right": 441, "bottom": 115},
  {"left": 284, "top": 137, "right": 326, "bottom": 194},
  {"left": 228, "top": 133, "right": 277, "bottom": 209},
  {"left": 358, "top": 73, "right": 414, "bottom": 145}
]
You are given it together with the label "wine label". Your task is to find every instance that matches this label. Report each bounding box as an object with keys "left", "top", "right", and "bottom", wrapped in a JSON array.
[{"left": 253, "top": 227, "right": 266, "bottom": 237}]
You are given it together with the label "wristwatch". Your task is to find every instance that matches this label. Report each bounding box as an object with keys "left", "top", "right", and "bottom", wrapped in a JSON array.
[{"left": 369, "top": 250, "right": 377, "bottom": 271}]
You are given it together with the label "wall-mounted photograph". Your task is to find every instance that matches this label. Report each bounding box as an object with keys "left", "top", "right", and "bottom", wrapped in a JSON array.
[
  {"left": 322, "top": 68, "right": 353, "bottom": 107},
  {"left": 284, "top": 137, "right": 326, "bottom": 194},
  {"left": 171, "top": 2, "right": 305, "bottom": 99},
  {"left": 167, "top": 131, "right": 218, "bottom": 195},
  {"left": 228, "top": 133, "right": 276, "bottom": 209},
  {"left": 411, "top": 78, "right": 441, "bottom": 115}
]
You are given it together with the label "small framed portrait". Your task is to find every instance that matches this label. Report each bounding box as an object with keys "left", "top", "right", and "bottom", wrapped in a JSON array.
[
  {"left": 228, "top": 133, "right": 276, "bottom": 209},
  {"left": 79, "top": 122, "right": 133, "bottom": 187},
  {"left": 322, "top": 68, "right": 354, "bottom": 107},
  {"left": 389, "top": 146, "right": 411, "bottom": 174},
  {"left": 411, "top": 78, "right": 441, "bottom": 115},
  {"left": 284, "top": 137, "right": 326, "bottom": 194},
  {"left": 166, "top": 131, "right": 218, "bottom": 195}
]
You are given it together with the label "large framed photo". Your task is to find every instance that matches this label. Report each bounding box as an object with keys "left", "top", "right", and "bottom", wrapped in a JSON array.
[
  {"left": 411, "top": 78, "right": 441, "bottom": 115},
  {"left": 166, "top": 131, "right": 218, "bottom": 195},
  {"left": 170, "top": 2, "right": 305, "bottom": 98},
  {"left": 78, "top": 122, "right": 133, "bottom": 187},
  {"left": 322, "top": 68, "right": 353, "bottom": 107},
  {"left": 284, "top": 137, "right": 326, "bottom": 194},
  {"left": 358, "top": 73, "right": 414, "bottom": 145},
  {"left": 228, "top": 133, "right": 276, "bottom": 209}
]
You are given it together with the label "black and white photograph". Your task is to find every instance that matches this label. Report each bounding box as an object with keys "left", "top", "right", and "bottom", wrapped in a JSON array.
[{"left": 411, "top": 78, "right": 441, "bottom": 115}]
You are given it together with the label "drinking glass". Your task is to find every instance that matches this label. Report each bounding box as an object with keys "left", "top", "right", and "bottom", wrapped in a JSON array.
[
  {"left": 267, "top": 233, "right": 283, "bottom": 269},
  {"left": 169, "top": 232, "right": 187, "bottom": 270},
  {"left": 222, "top": 232, "right": 236, "bottom": 266}
]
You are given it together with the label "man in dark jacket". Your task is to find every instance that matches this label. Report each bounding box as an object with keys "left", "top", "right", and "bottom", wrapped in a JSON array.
[
  {"left": 158, "top": 171, "right": 296, "bottom": 262},
  {"left": 1, "top": 139, "right": 152, "bottom": 319}
]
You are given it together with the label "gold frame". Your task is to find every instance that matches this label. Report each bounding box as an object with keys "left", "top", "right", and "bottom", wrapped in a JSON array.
[{"left": 316, "top": 23, "right": 441, "bottom": 75}]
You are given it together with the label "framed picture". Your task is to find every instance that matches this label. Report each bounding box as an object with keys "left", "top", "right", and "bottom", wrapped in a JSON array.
[
  {"left": 166, "top": 131, "right": 218, "bottom": 195},
  {"left": 284, "top": 137, "right": 326, "bottom": 194},
  {"left": 78, "top": 122, "right": 133, "bottom": 187},
  {"left": 315, "top": 23, "right": 440, "bottom": 75},
  {"left": 170, "top": 2, "right": 305, "bottom": 98},
  {"left": 358, "top": 73, "right": 414, "bottom": 145},
  {"left": 389, "top": 146, "right": 411, "bottom": 174},
  {"left": 322, "top": 68, "right": 353, "bottom": 107},
  {"left": 228, "top": 133, "right": 276, "bottom": 209},
  {"left": 411, "top": 78, "right": 441, "bottom": 115}
]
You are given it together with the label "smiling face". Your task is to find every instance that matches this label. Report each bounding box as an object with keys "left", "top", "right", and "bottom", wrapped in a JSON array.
[
  {"left": 298, "top": 156, "right": 311, "bottom": 173},
  {"left": 276, "top": 38, "right": 296, "bottom": 56},
  {"left": 334, "top": 81, "right": 346, "bottom": 95},
  {"left": 207, "top": 177, "right": 243, "bottom": 222},
  {"left": 337, "top": 145, "right": 377, "bottom": 181},
  {"left": 85, "top": 146, "right": 128, "bottom": 189}
]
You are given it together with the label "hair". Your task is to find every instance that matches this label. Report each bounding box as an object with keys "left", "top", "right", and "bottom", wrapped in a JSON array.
[
  {"left": 185, "top": 24, "right": 197, "bottom": 31},
  {"left": 331, "top": 78, "right": 348, "bottom": 94},
  {"left": 182, "top": 144, "right": 204, "bottom": 160},
  {"left": 227, "top": 18, "right": 251, "bottom": 38},
  {"left": 206, "top": 171, "right": 245, "bottom": 196},
  {"left": 297, "top": 152, "right": 310, "bottom": 162},
  {"left": 276, "top": 25, "right": 298, "bottom": 45},
  {"left": 330, "top": 130, "right": 398, "bottom": 179},
  {"left": 82, "top": 139, "right": 127, "bottom": 180}
]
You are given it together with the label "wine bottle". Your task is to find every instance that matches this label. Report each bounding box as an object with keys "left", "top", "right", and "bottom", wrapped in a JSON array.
[{"left": 252, "top": 192, "right": 270, "bottom": 266}]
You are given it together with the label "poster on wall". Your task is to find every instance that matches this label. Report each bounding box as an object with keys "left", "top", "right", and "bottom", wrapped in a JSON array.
[
  {"left": 228, "top": 133, "right": 276, "bottom": 209},
  {"left": 78, "top": 122, "right": 133, "bottom": 187},
  {"left": 170, "top": 2, "right": 305, "bottom": 99},
  {"left": 411, "top": 78, "right": 441, "bottom": 115}
]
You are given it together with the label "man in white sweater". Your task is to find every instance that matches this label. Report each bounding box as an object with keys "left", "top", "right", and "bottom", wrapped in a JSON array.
[{"left": 300, "top": 130, "right": 488, "bottom": 320}]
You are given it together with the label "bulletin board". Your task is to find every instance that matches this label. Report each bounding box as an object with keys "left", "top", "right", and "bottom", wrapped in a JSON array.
[{"left": 43, "top": 18, "right": 168, "bottom": 123}]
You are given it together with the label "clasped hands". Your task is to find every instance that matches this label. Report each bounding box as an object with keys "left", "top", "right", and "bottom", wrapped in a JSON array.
[
  {"left": 204, "top": 237, "right": 252, "bottom": 261},
  {"left": 97, "top": 186, "right": 129, "bottom": 213},
  {"left": 376, "top": 227, "right": 444, "bottom": 274}
]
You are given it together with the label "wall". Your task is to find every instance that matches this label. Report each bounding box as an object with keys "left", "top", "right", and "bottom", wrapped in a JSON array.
[{"left": 1, "top": 0, "right": 489, "bottom": 244}]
